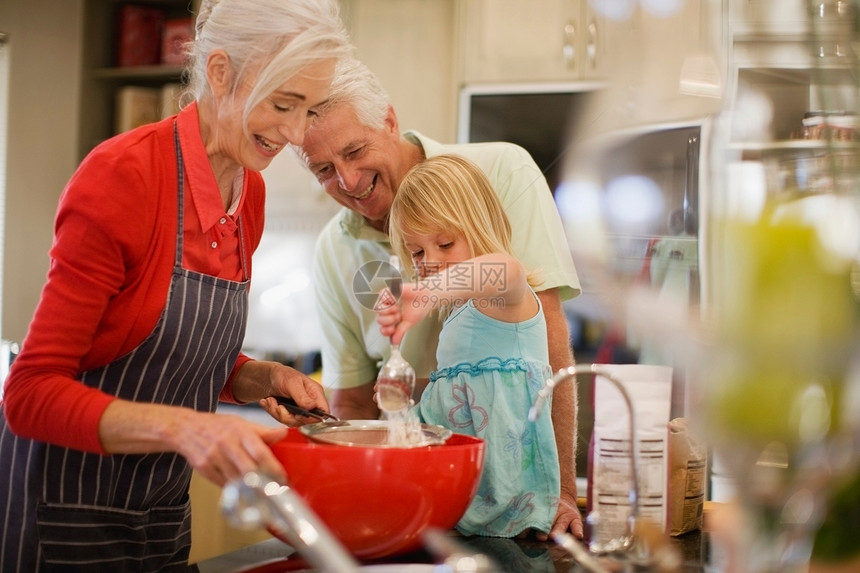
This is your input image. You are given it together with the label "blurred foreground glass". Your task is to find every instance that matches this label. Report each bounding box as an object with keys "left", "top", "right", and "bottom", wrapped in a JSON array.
[
  {"left": 706, "top": 1, "right": 860, "bottom": 570},
  {"left": 555, "top": 0, "right": 860, "bottom": 571}
]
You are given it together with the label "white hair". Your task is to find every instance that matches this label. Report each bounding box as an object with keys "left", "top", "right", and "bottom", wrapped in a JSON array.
[
  {"left": 185, "top": 0, "right": 353, "bottom": 128},
  {"left": 315, "top": 57, "right": 390, "bottom": 129},
  {"left": 290, "top": 57, "right": 390, "bottom": 162}
]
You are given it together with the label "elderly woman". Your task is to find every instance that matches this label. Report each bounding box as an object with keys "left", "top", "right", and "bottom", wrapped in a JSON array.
[{"left": 0, "top": 0, "right": 351, "bottom": 570}]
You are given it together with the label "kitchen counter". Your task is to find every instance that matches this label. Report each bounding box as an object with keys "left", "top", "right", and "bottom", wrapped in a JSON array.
[
  {"left": 195, "top": 407, "right": 713, "bottom": 572},
  {"left": 195, "top": 529, "right": 712, "bottom": 573}
]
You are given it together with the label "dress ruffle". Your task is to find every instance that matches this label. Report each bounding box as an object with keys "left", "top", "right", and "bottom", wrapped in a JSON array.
[{"left": 430, "top": 356, "right": 530, "bottom": 383}]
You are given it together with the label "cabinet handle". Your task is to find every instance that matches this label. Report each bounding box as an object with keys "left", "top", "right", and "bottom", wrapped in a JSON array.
[
  {"left": 587, "top": 19, "right": 598, "bottom": 70},
  {"left": 563, "top": 20, "right": 577, "bottom": 69}
]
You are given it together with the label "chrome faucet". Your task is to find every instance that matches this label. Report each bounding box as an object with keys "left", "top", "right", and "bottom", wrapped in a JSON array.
[
  {"left": 220, "top": 472, "right": 363, "bottom": 572},
  {"left": 221, "top": 473, "right": 507, "bottom": 573},
  {"left": 529, "top": 364, "right": 640, "bottom": 556}
]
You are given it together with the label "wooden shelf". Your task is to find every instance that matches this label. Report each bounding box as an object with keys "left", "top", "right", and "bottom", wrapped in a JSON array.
[
  {"left": 77, "top": 0, "right": 195, "bottom": 161},
  {"left": 91, "top": 64, "right": 185, "bottom": 80},
  {"left": 728, "top": 139, "right": 860, "bottom": 153}
]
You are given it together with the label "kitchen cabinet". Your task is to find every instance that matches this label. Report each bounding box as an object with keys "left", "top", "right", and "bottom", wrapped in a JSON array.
[
  {"left": 726, "top": 0, "right": 857, "bottom": 151},
  {"left": 457, "top": 0, "right": 714, "bottom": 86},
  {"left": 188, "top": 471, "right": 272, "bottom": 564},
  {"left": 78, "top": 0, "right": 458, "bottom": 153},
  {"left": 728, "top": 0, "right": 810, "bottom": 36},
  {"left": 341, "top": 0, "right": 457, "bottom": 141},
  {"left": 457, "top": 0, "right": 610, "bottom": 83},
  {"left": 77, "top": 0, "right": 199, "bottom": 161}
]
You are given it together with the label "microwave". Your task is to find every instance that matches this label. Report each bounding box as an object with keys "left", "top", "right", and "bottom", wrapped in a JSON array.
[{"left": 457, "top": 82, "right": 603, "bottom": 193}]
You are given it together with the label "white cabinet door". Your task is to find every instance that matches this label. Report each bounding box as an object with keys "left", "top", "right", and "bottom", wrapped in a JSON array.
[
  {"left": 459, "top": 0, "right": 582, "bottom": 83},
  {"left": 728, "top": 0, "right": 810, "bottom": 36},
  {"left": 582, "top": 0, "right": 637, "bottom": 81},
  {"left": 457, "top": 0, "right": 646, "bottom": 84}
]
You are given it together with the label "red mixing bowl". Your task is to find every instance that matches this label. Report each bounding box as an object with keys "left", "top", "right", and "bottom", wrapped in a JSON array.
[{"left": 268, "top": 425, "right": 485, "bottom": 559}]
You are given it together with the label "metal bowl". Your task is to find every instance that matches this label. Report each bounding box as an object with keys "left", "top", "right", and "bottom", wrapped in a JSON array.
[{"left": 298, "top": 419, "right": 452, "bottom": 448}]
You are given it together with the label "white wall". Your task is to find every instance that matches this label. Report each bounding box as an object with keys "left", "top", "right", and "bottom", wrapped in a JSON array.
[{"left": 0, "top": 0, "right": 83, "bottom": 342}]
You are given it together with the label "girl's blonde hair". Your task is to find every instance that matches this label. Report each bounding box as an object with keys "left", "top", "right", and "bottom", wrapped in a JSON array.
[{"left": 390, "top": 154, "right": 542, "bottom": 287}]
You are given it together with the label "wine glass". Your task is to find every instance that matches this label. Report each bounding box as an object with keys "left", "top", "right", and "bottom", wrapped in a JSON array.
[
  {"left": 699, "top": 2, "right": 860, "bottom": 569},
  {"left": 700, "top": 136, "right": 860, "bottom": 573},
  {"left": 553, "top": 1, "right": 860, "bottom": 571}
]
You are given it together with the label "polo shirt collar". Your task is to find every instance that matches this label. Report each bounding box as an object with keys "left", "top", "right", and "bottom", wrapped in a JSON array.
[{"left": 403, "top": 130, "right": 443, "bottom": 159}]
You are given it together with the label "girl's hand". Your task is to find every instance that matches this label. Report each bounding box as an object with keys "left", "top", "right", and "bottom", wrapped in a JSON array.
[
  {"left": 375, "top": 284, "right": 435, "bottom": 345},
  {"left": 374, "top": 287, "right": 403, "bottom": 340}
]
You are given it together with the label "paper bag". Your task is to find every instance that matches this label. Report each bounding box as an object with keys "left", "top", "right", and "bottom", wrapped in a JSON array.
[
  {"left": 667, "top": 417, "right": 706, "bottom": 536},
  {"left": 587, "top": 363, "right": 673, "bottom": 548}
]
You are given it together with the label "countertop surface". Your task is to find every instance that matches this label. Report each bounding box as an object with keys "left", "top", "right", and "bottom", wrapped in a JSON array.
[{"left": 195, "top": 529, "right": 712, "bottom": 573}]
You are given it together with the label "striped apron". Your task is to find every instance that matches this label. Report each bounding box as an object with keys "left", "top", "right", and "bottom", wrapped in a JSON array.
[{"left": 0, "top": 124, "right": 250, "bottom": 572}]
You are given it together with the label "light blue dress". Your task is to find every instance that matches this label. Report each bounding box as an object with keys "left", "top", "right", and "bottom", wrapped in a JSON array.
[{"left": 418, "top": 294, "right": 560, "bottom": 537}]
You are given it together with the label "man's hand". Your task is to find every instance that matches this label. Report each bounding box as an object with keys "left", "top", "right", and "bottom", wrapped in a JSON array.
[
  {"left": 329, "top": 382, "right": 380, "bottom": 420},
  {"left": 546, "top": 489, "right": 584, "bottom": 540}
]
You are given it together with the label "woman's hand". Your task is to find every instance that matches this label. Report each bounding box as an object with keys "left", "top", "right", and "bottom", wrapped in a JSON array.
[
  {"left": 229, "top": 360, "right": 330, "bottom": 426},
  {"left": 98, "top": 400, "right": 289, "bottom": 487},
  {"left": 97, "top": 360, "right": 332, "bottom": 489},
  {"left": 175, "top": 410, "right": 289, "bottom": 487},
  {"left": 257, "top": 362, "right": 330, "bottom": 426}
]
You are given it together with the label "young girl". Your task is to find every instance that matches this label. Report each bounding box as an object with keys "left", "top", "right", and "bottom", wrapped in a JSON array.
[{"left": 375, "top": 154, "right": 561, "bottom": 538}]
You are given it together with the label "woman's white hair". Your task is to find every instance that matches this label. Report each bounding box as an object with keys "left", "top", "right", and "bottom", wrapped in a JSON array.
[{"left": 185, "top": 0, "right": 353, "bottom": 129}]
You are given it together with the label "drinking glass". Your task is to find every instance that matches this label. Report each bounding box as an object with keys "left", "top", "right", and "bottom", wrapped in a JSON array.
[{"left": 700, "top": 2, "right": 860, "bottom": 568}]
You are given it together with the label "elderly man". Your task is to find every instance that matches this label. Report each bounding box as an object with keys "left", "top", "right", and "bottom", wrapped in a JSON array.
[{"left": 297, "top": 58, "right": 584, "bottom": 539}]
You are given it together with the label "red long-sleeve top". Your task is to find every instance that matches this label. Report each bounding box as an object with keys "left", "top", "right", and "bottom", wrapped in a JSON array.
[{"left": 2, "top": 103, "right": 263, "bottom": 453}]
